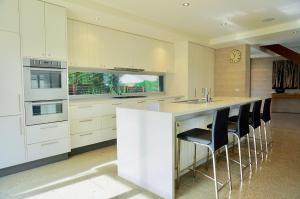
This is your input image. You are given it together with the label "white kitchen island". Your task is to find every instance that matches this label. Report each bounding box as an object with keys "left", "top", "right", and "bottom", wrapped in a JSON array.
[{"left": 116, "top": 97, "right": 258, "bottom": 199}]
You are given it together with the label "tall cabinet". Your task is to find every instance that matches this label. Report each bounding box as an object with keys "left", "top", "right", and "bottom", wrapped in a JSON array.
[
  {"left": 0, "top": 0, "right": 25, "bottom": 169},
  {"left": 20, "top": 0, "right": 67, "bottom": 61}
]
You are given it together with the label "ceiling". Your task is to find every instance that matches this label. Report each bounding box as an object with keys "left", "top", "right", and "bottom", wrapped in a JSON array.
[{"left": 47, "top": 0, "right": 300, "bottom": 49}]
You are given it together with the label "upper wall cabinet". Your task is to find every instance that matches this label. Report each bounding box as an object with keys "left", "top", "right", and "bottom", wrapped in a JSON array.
[
  {"left": 20, "top": 0, "right": 67, "bottom": 61},
  {"left": 68, "top": 20, "right": 174, "bottom": 72},
  {"left": 0, "top": 0, "right": 19, "bottom": 33}
]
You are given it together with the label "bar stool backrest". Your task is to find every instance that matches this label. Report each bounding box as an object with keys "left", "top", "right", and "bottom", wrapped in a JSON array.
[
  {"left": 262, "top": 98, "right": 272, "bottom": 122},
  {"left": 252, "top": 100, "right": 262, "bottom": 129},
  {"left": 237, "top": 103, "right": 251, "bottom": 137},
  {"left": 211, "top": 107, "right": 230, "bottom": 151}
]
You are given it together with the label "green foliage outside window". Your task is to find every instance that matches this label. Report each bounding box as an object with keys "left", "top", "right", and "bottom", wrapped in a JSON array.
[{"left": 69, "top": 71, "right": 163, "bottom": 95}]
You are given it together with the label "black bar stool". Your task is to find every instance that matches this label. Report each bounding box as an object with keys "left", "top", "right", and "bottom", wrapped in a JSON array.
[
  {"left": 227, "top": 103, "right": 252, "bottom": 181},
  {"left": 176, "top": 107, "right": 231, "bottom": 199},
  {"left": 228, "top": 101, "right": 264, "bottom": 165},
  {"left": 261, "top": 98, "right": 272, "bottom": 153}
]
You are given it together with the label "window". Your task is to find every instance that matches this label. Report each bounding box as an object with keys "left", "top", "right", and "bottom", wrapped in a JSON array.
[{"left": 68, "top": 70, "right": 164, "bottom": 96}]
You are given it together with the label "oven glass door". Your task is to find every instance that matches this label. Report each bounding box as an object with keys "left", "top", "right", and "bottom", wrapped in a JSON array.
[
  {"left": 31, "top": 70, "right": 62, "bottom": 89},
  {"left": 25, "top": 100, "right": 68, "bottom": 125},
  {"left": 24, "top": 67, "right": 68, "bottom": 101}
]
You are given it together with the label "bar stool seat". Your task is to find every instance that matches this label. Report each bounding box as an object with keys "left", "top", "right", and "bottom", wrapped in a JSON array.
[{"left": 177, "top": 128, "right": 211, "bottom": 145}]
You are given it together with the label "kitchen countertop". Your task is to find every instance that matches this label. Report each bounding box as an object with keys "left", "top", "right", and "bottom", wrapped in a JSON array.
[
  {"left": 117, "top": 97, "right": 259, "bottom": 116},
  {"left": 69, "top": 95, "right": 183, "bottom": 106}
]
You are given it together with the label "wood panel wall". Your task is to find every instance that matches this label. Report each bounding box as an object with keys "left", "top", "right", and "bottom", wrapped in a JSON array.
[{"left": 214, "top": 45, "right": 250, "bottom": 97}]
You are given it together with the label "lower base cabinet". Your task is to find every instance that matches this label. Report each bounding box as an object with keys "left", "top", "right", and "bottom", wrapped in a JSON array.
[
  {"left": 0, "top": 116, "right": 26, "bottom": 169},
  {"left": 71, "top": 128, "right": 116, "bottom": 149},
  {"left": 27, "top": 138, "right": 70, "bottom": 162}
]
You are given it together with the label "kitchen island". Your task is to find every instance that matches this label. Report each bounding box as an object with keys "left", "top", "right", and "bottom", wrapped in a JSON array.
[{"left": 116, "top": 97, "right": 258, "bottom": 199}]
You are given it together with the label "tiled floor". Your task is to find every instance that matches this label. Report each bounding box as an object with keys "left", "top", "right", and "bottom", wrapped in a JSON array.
[{"left": 1, "top": 114, "right": 300, "bottom": 199}]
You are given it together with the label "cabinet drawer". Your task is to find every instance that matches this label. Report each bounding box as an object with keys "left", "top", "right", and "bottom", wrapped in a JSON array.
[
  {"left": 71, "top": 130, "right": 101, "bottom": 149},
  {"left": 70, "top": 105, "right": 100, "bottom": 120},
  {"left": 100, "top": 128, "right": 117, "bottom": 142},
  {"left": 26, "top": 121, "right": 69, "bottom": 144},
  {"left": 27, "top": 138, "right": 70, "bottom": 161},
  {"left": 101, "top": 115, "right": 116, "bottom": 129},
  {"left": 70, "top": 117, "right": 101, "bottom": 134}
]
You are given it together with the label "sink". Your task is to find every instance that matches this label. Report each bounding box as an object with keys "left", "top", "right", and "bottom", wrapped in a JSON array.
[
  {"left": 174, "top": 99, "right": 219, "bottom": 104},
  {"left": 174, "top": 99, "right": 206, "bottom": 104}
]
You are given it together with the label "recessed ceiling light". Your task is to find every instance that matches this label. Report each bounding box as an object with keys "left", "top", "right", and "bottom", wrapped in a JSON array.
[
  {"left": 221, "top": 22, "right": 228, "bottom": 26},
  {"left": 182, "top": 2, "right": 190, "bottom": 6},
  {"left": 292, "top": 30, "right": 298, "bottom": 34},
  {"left": 262, "top": 18, "right": 275, "bottom": 23}
]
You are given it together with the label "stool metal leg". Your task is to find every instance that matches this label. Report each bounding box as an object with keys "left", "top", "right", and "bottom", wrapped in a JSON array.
[
  {"left": 211, "top": 149, "right": 219, "bottom": 199},
  {"left": 246, "top": 134, "right": 252, "bottom": 171},
  {"left": 193, "top": 144, "right": 197, "bottom": 177},
  {"left": 250, "top": 126, "right": 258, "bottom": 167},
  {"left": 176, "top": 139, "right": 181, "bottom": 189},
  {"left": 263, "top": 122, "right": 269, "bottom": 153},
  {"left": 258, "top": 126, "right": 264, "bottom": 158},
  {"left": 206, "top": 147, "right": 210, "bottom": 170},
  {"left": 269, "top": 121, "right": 273, "bottom": 144},
  {"left": 225, "top": 145, "right": 232, "bottom": 191},
  {"left": 236, "top": 135, "right": 243, "bottom": 181}
]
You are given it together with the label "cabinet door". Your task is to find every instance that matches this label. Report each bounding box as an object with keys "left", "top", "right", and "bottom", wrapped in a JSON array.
[
  {"left": 0, "top": 116, "right": 25, "bottom": 169},
  {"left": 0, "top": 0, "right": 19, "bottom": 33},
  {"left": 0, "top": 31, "right": 22, "bottom": 116},
  {"left": 69, "top": 20, "right": 88, "bottom": 67},
  {"left": 20, "top": 0, "right": 45, "bottom": 58},
  {"left": 45, "top": 3, "right": 67, "bottom": 61}
]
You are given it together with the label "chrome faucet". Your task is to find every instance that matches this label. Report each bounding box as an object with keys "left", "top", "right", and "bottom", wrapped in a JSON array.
[{"left": 202, "top": 88, "right": 212, "bottom": 103}]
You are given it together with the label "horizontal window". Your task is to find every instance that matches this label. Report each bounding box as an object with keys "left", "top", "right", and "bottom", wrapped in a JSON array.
[{"left": 68, "top": 70, "right": 164, "bottom": 96}]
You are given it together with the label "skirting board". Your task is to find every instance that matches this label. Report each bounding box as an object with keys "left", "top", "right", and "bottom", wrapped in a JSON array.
[
  {"left": 0, "top": 153, "right": 68, "bottom": 177},
  {"left": 69, "top": 139, "right": 117, "bottom": 156}
]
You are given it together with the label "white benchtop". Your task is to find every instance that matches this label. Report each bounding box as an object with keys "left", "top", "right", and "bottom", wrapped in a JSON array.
[
  {"left": 69, "top": 95, "right": 183, "bottom": 106},
  {"left": 117, "top": 97, "right": 259, "bottom": 116}
]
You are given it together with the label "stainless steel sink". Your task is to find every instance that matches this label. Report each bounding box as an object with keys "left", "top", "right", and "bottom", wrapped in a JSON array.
[{"left": 174, "top": 99, "right": 206, "bottom": 104}]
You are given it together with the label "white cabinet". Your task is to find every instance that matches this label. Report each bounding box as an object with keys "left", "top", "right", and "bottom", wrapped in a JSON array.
[
  {"left": 68, "top": 20, "right": 88, "bottom": 67},
  {"left": 188, "top": 43, "right": 214, "bottom": 98},
  {"left": 26, "top": 121, "right": 69, "bottom": 144},
  {"left": 27, "top": 138, "right": 70, "bottom": 162},
  {"left": 0, "top": 0, "right": 19, "bottom": 33},
  {"left": 45, "top": 3, "right": 67, "bottom": 60},
  {"left": 0, "top": 31, "right": 22, "bottom": 116},
  {"left": 68, "top": 19, "right": 174, "bottom": 72},
  {"left": 21, "top": 0, "right": 67, "bottom": 60},
  {"left": 0, "top": 116, "right": 25, "bottom": 169},
  {"left": 20, "top": 0, "right": 45, "bottom": 59}
]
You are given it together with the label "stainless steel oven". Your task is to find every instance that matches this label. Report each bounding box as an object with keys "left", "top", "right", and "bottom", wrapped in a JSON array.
[
  {"left": 25, "top": 100, "right": 68, "bottom": 125},
  {"left": 23, "top": 58, "right": 68, "bottom": 101}
]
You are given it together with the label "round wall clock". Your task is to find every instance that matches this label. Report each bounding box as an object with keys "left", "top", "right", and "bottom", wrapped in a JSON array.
[{"left": 230, "top": 49, "right": 241, "bottom": 63}]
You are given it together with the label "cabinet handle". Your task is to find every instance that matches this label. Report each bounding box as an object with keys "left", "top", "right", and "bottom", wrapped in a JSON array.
[
  {"left": 194, "top": 88, "right": 197, "bottom": 97},
  {"left": 80, "top": 133, "right": 93, "bottom": 137},
  {"left": 40, "top": 125, "right": 58, "bottom": 130},
  {"left": 19, "top": 116, "right": 23, "bottom": 136},
  {"left": 79, "top": 119, "right": 93, "bottom": 123},
  {"left": 112, "top": 115, "right": 116, "bottom": 119},
  {"left": 112, "top": 103, "right": 122, "bottom": 106},
  {"left": 112, "top": 128, "right": 116, "bottom": 131},
  {"left": 137, "top": 101, "right": 146, "bottom": 104},
  {"left": 158, "top": 99, "right": 165, "bottom": 102},
  {"left": 18, "top": 94, "right": 21, "bottom": 112},
  {"left": 78, "top": 105, "right": 93, "bottom": 109},
  {"left": 41, "top": 141, "right": 59, "bottom": 147}
]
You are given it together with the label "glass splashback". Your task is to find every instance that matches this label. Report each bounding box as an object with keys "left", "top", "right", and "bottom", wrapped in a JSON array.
[{"left": 68, "top": 71, "right": 164, "bottom": 96}]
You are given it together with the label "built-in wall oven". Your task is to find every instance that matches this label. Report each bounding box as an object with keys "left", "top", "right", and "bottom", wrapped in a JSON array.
[
  {"left": 23, "top": 58, "right": 68, "bottom": 126},
  {"left": 25, "top": 100, "right": 68, "bottom": 125},
  {"left": 23, "top": 58, "right": 68, "bottom": 101}
]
